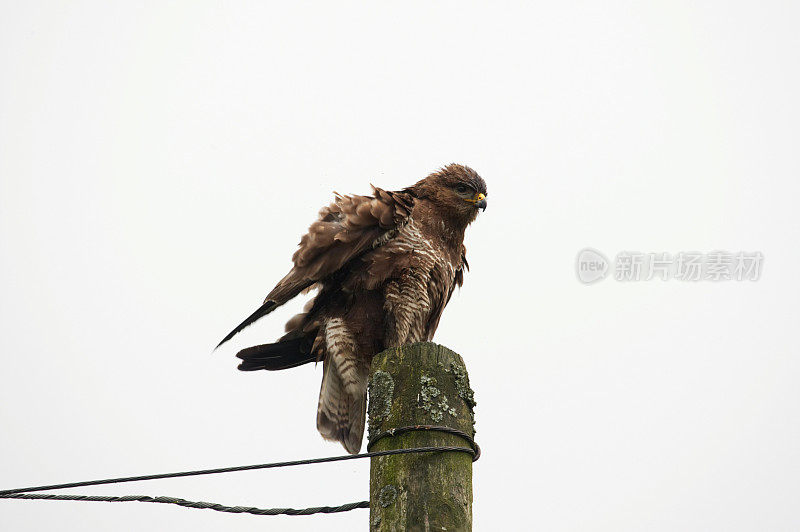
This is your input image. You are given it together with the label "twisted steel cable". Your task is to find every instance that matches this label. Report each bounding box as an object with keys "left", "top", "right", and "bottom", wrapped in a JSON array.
[{"left": 0, "top": 443, "right": 478, "bottom": 516}]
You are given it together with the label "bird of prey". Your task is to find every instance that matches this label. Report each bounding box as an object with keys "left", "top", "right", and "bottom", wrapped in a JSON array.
[{"left": 217, "top": 164, "right": 487, "bottom": 454}]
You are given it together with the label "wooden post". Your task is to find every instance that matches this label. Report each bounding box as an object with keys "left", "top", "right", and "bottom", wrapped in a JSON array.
[{"left": 368, "top": 342, "right": 477, "bottom": 531}]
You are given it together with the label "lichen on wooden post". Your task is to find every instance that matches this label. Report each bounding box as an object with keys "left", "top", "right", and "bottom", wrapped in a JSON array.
[{"left": 368, "top": 342, "right": 477, "bottom": 531}]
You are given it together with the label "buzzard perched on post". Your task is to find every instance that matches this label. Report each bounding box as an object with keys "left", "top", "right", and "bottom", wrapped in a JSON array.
[{"left": 217, "top": 164, "right": 487, "bottom": 453}]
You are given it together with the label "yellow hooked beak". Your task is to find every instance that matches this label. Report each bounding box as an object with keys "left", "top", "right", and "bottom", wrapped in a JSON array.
[{"left": 465, "top": 192, "right": 487, "bottom": 211}]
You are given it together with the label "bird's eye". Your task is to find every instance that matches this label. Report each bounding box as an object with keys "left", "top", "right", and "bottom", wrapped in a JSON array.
[{"left": 455, "top": 185, "right": 469, "bottom": 194}]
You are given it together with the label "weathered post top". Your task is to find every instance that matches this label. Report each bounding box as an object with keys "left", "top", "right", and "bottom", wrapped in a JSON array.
[{"left": 368, "top": 342, "right": 477, "bottom": 531}]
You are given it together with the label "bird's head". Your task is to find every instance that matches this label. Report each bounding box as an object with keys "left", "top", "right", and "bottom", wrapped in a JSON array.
[{"left": 408, "top": 164, "right": 487, "bottom": 225}]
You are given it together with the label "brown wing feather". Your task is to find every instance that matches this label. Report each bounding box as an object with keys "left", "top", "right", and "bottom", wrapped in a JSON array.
[
  {"left": 289, "top": 187, "right": 412, "bottom": 279},
  {"left": 216, "top": 187, "right": 414, "bottom": 348}
]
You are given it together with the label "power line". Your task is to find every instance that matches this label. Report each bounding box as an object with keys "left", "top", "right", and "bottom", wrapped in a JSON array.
[
  {"left": 0, "top": 445, "right": 477, "bottom": 517},
  {"left": 1, "top": 492, "right": 369, "bottom": 516},
  {"left": 0, "top": 446, "right": 475, "bottom": 496}
]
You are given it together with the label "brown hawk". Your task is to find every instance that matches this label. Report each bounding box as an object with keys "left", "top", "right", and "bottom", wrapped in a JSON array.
[{"left": 217, "top": 164, "right": 487, "bottom": 453}]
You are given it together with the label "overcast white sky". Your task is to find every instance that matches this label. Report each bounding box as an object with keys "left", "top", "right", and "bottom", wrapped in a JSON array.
[{"left": 2, "top": 2, "right": 799, "bottom": 531}]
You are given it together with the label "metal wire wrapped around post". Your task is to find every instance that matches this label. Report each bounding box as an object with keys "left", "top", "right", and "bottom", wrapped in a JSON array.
[{"left": 368, "top": 342, "right": 478, "bottom": 531}]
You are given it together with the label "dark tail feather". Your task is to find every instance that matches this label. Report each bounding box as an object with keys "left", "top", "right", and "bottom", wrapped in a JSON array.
[
  {"left": 236, "top": 336, "right": 316, "bottom": 371},
  {"left": 216, "top": 300, "right": 278, "bottom": 350}
]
